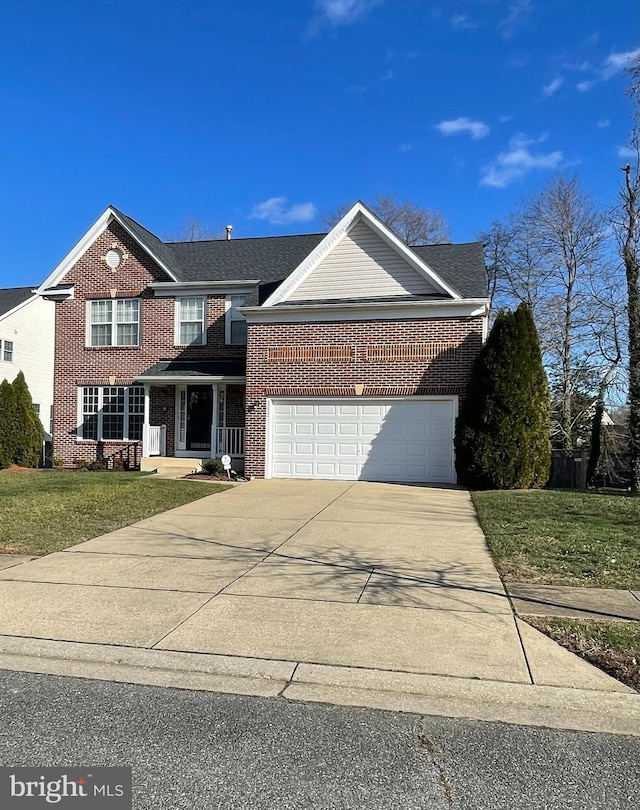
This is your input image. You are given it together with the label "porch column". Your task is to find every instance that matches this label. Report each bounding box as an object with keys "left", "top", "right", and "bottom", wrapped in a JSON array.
[
  {"left": 210, "top": 383, "right": 219, "bottom": 458},
  {"left": 142, "top": 383, "right": 151, "bottom": 458}
]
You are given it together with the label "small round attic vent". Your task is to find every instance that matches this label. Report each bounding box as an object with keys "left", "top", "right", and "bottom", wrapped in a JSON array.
[{"left": 105, "top": 249, "right": 123, "bottom": 269}]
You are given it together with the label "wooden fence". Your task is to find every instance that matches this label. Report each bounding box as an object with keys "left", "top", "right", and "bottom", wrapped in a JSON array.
[{"left": 548, "top": 450, "right": 587, "bottom": 489}]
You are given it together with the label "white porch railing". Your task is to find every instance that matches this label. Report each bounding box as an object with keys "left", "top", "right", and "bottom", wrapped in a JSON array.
[
  {"left": 147, "top": 425, "right": 166, "bottom": 457},
  {"left": 216, "top": 427, "right": 245, "bottom": 457}
]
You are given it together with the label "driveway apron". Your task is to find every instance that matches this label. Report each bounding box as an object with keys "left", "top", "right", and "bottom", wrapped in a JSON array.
[{"left": 0, "top": 480, "right": 534, "bottom": 683}]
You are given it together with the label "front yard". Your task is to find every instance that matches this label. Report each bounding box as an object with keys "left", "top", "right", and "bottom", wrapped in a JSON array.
[
  {"left": 473, "top": 488, "right": 640, "bottom": 690},
  {"left": 472, "top": 489, "right": 640, "bottom": 590},
  {"left": 0, "top": 471, "right": 228, "bottom": 556}
]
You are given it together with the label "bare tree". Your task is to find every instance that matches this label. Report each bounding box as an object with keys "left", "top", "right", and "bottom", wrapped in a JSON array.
[
  {"left": 321, "top": 195, "right": 451, "bottom": 245},
  {"left": 616, "top": 64, "right": 640, "bottom": 492},
  {"left": 482, "top": 175, "right": 612, "bottom": 450},
  {"left": 166, "top": 215, "right": 224, "bottom": 242},
  {"left": 477, "top": 221, "right": 512, "bottom": 311},
  {"left": 585, "top": 270, "right": 624, "bottom": 484},
  {"left": 522, "top": 175, "right": 607, "bottom": 448}
]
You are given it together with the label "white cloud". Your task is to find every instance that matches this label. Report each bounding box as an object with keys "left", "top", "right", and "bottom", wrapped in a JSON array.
[
  {"left": 576, "top": 80, "right": 596, "bottom": 93},
  {"left": 498, "top": 0, "right": 532, "bottom": 39},
  {"left": 435, "top": 116, "right": 490, "bottom": 139},
  {"left": 541, "top": 77, "right": 563, "bottom": 98},
  {"left": 314, "top": 0, "right": 382, "bottom": 27},
  {"left": 602, "top": 47, "right": 640, "bottom": 79},
  {"left": 451, "top": 13, "right": 477, "bottom": 30},
  {"left": 618, "top": 145, "right": 636, "bottom": 159},
  {"left": 381, "top": 69, "right": 395, "bottom": 81},
  {"left": 481, "top": 133, "right": 563, "bottom": 188},
  {"left": 398, "top": 142, "right": 413, "bottom": 152},
  {"left": 499, "top": 115, "right": 513, "bottom": 123},
  {"left": 574, "top": 47, "right": 640, "bottom": 92},
  {"left": 249, "top": 197, "right": 317, "bottom": 226},
  {"left": 597, "top": 119, "right": 610, "bottom": 128}
]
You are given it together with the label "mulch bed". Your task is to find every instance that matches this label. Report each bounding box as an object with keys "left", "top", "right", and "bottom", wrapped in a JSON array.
[
  {"left": 181, "top": 473, "right": 236, "bottom": 482},
  {"left": 0, "top": 465, "right": 48, "bottom": 474}
]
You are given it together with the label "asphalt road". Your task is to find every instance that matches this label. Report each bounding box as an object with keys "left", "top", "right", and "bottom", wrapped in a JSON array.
[{"left": 0, "top": 669, "right": 637, "bottom": 809}]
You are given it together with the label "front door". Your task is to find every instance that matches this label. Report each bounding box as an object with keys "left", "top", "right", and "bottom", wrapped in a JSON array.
[{"left": 186, "top": 386, "right": 213, "bottom": 452}]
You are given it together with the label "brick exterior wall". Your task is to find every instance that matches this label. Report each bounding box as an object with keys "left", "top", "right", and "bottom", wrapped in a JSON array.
[
  {"left": 53, "top": 221, "right": 246, "bottom": 464},
  {"left": 244, "top": 317, "right": 484, "bottom": 478}
]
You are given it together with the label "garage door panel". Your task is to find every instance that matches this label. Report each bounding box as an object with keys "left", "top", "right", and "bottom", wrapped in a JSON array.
[
  {"left": 317, "top": 423, "right": 336, "bottom": 435},
  {"left": 338, "top": 423, "right": 358, "bottom": 435},
  {"left": 269, "top": 398, "right": 455, "bottom": 483},
  {"left": 294, "top": 424, "right": 313, "bottom": 435}
]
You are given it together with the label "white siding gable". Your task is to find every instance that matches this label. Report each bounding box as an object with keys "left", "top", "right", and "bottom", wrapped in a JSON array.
[
  {"left": 288, "top": 219, "right": 439, "bottom": 301},
  {"left": 0, "top": 295, "right": 55, "bottom": 437}
]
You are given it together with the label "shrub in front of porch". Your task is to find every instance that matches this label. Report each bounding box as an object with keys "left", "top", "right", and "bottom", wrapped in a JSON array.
[{"left": 201, "top": 458, "right": 225, "bottom": 475}]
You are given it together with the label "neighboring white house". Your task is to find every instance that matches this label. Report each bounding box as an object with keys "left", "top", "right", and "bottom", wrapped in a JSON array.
[{"left": 0, "top": 287, "right": 55, "bottom": 439}]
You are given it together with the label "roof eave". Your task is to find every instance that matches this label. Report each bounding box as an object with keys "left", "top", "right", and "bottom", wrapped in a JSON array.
[
  {"left": 36, "top": 207, "right": 178, "bottom": 293},
  {"left": 135, "top": 375, "right": 246, "bottom": 384}
]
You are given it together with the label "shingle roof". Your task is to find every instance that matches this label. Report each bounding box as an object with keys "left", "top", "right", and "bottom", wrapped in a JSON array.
[
  {"left": 412, "top": 242, "right": 487, "bottom": 298},
  {"left": 167, "top": 234, "right": 327, "bottom": 285},
  {"left": 137, "top": 359, "right": 246, "bottom": 379},
  {"left": 0, "top": 287, "right": 35, "bottom": 318},
  {"left": 114, "top": 209, "right": 487, "bottom": 300}
]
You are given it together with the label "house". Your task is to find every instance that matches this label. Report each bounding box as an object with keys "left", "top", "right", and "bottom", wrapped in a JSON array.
[
  {"left": 0, "top": 286, "right": 55, "bottom": 439},
  {"left": 38, "top": 202, "right": 489, "bottom": 482}
]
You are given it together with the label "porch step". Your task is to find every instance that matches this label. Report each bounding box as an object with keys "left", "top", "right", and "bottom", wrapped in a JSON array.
[{"left": 140, "top": 457, "right": 203, "bottom": 476}]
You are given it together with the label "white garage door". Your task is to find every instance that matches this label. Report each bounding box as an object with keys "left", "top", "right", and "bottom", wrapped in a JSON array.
[{"left": 268, "top": 398, "right": 456, "bottom": 483}]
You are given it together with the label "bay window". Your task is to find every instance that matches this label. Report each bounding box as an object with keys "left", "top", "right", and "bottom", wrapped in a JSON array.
[{"left": 80, "top": 386, "right": 144, "bottom": 441}]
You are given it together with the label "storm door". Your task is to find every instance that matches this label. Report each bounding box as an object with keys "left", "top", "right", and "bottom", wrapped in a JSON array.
[{"left": 186, "top": 386, "right": 213, "bottom": 451}]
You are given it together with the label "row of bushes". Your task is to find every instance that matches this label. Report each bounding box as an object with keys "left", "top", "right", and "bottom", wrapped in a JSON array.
[{"left": 0, "top": 372, "right": 44, "bottom": 468}]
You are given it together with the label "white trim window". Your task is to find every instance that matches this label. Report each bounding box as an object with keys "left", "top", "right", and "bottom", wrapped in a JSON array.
[
  {"left": 87, "top": 299, "right": 140, "bottom": 347},
  {"left": 225, "top": 295, "right": 247, "bottom": 345},
  {"left": 79, "top": 386, "right": 144, "bottom": 441},
  {"left": 176, "top": 296, "right": 206, "bottom": 345},
  {"left": 1, "top": 339, "right": 13, "bottom": 361}
]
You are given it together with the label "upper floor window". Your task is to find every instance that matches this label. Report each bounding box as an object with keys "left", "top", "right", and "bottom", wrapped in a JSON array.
[
  {"left": 2, "top": 339, "right": 13, "bottom": 361},
  {"left": 226, "top": 295, "right": 247, "bottom": 345},
  {"left": 88, "top": 299, "right": 140, "bottom": 347},
  {"left": 176, "top": 297, "right": 206, "bottom": 346}
]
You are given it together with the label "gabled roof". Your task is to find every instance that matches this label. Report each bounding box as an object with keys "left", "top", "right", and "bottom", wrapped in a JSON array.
[
  {"left": 0, "top": 287, "right": 36, "bottom": 318},
  {"left": 38, "top": 205, "right": 487, "bottom": 301},
  {"left": 261, "top": 202, "right": 483, "bottom": 306}
]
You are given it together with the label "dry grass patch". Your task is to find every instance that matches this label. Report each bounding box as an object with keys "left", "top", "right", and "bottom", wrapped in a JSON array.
[{"left": 525, "top": 616, "right": 640, "bottom": 692}]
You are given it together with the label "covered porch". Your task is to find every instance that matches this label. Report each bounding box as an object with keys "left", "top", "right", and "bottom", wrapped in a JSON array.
[{"left": 135, "top": 360, "right": 246, "bottom": 471}]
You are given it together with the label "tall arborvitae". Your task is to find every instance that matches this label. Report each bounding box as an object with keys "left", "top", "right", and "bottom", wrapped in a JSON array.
[
  {"left": 455, "top": 303, "right": 551, "bottom": 489},
  {"left": 12, "top": 372, "right": 44, "bottom": 467},
  {"left": 0, "top": 379, "right": 18, "bottom": 468}
]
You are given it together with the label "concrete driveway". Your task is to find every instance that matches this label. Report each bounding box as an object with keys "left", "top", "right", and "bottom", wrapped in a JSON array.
[{"left": 0, "top": 480, "right": 632, "bottom": 705}]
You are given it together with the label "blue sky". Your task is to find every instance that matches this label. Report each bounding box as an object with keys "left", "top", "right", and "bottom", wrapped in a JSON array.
[{"left": 1, "top": 0, "right": 638, "bottom": 287}]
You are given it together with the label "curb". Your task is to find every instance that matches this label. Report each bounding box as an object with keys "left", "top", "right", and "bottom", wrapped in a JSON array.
[{"left": 0, "top": 635, "right": 638, "bottom": 737}]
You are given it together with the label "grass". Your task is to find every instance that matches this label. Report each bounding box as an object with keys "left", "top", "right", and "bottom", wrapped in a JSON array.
[
  {"left": 472, "top": 489, "right": 640, "bottom": 589},
  {"left": 525, "top": 616, "right": 640, "bottom": 692},
  {"left": 0, "top": 471, "right": 229, "bottom": 556}
]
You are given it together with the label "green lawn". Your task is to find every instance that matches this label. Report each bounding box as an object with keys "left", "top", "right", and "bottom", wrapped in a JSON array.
[
  {"left": 0, "top": 472, "right": 229, "bottom": 556},
  {"left": 525, "top": 616, "right": 640, "bottom": 692},
  {"left": 472, "top": 489, "right": 640, "bottom": 589}
]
